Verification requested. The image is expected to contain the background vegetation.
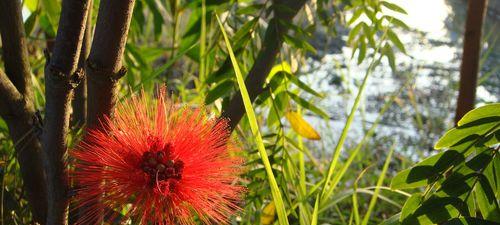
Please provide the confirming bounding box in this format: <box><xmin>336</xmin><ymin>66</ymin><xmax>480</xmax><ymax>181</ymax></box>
<box><xmin>0</xmin><ymin>0</ymin><xmax>498</xmax><ymax>224</ymax></box>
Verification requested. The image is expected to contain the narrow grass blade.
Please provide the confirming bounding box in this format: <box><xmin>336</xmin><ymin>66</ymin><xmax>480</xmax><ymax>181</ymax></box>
<box><xmin>318</xmin><ymin>25</ymin><xmax>391</xmax><ymax>208</ymax></box>
<box><xmin>310</xmin><ymin>194</ymin><xmax>320</xmax><ymax>225</ymax></box>
<box><xmin>216</xmin><ymin>15</ymin><xmax>290</xmax><ymax>225</ymax></box>
<box><xmin>321</xmin><ymin>78</ymin><xmax>411</xmax><ymax>206</ymax></box>
<box><xmin>361</xmin><ymin>142</ymin><xmax>396</xmax><ymax>225</ymax></box>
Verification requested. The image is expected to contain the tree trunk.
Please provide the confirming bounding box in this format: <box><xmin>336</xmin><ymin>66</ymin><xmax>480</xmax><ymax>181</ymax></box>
<box><xmin>221</xmin><ymin>0</ymin><xmax>307</xmax><ymax>131</ymax></box>
<box><xmin>86</xmin><ymin>0</ymin><xmax>136</xmax><ymax>129</ymax></box>
<box><xmin>81</xmin><ymin>0</ymin><xmax>135</xmax><ymax>223</ymax></box>
<box><xmin>454</xmin><ymin>0</ymin><xmax>489</xmax><ymax>124</ymax></box>
<box><xmin>0</xmin><ymin>0</ymin><xmax>48</xmax><ymax>223</ymax></box>
<box><xmin>71</xmin><ymin>2</ymin><xmax>93</xmax><ymax>128</ymax></box>
<box><xmin>42</xmin><ymin>0</ymin><xmax>91</xmax><ymax>224</ymax></box>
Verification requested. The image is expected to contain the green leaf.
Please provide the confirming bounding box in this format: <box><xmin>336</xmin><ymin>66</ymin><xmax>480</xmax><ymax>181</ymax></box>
<box><xmin>216</xmin><ymin>14</ymin><xmax>290</xmax><ymax>225</ymax></box>
<box><xmin>284</xmin><ymin>73</ymin><xmax>323</xmax><ymax>98</ymax></box>
<box><xmin>144</xmin><ymin>0</ymin><xmax>164</xmax><ymax>39</ymax></box>
<box><xmin>232</xmin><ymin>18</ymin><xmax>258</xmax><ymax>49</ymax></box>
<box><xmin>400</xmin><ymin>193</ymin><xmax>422</xmax><ymax>221</ymax></box>
<box><xmin>476</xmin><ymin>162</ymin><xmax>500</xmax><ymax>222</ymax></box>
<box><xmin>310</xmin><ymin>194</ymin><xmax>320</xmax><ymax>225</ymax></box>
<box><xmin>39</xmin><ymin>14</ymin><xmax>56</xmax><ymax>37</ymax></box>
<box><xmin>383</xmin><ymin>15</ymin><xmax>410</xmax><ymax>30</ymax></box>
<box><xmin>401</xmin><ymin>197</ymin><xmax>470</xmax><ymax>225</ymax></box>
<box><xmin>348</xmin><ymin>8</ymin><xmax>363</xmax><ymax>25</ymax></box>
<box><xmin>381</xmin><ymin>1</ymin><xmax>408</xmax><ymax>14</ymax></box>
<box><xmin>361</xmin><ymin>144</ymin><xmax>395</xmax><ymax>225</ymax></box>
<box><xmin>434</xmin><ymin>122</ymin><xmax>499</xmax><ymax>149</ymax></box>
<box><xmin>24</xmin><ymin>0</ymin><xmax>39</xmax><ymax>12</ymax></box>
<box><xmin>40</xmin><ymin>0</ymin><xmax>60</xmax><ymax>29</ymax></box>
<box><xmin>348</xmin><ymin>22</ymin><xmax>364</xmax><ymax>45</ymax></box>
<box><xmin>443</xmin><ymin>217</ymin><xmax>500</xmax><ymax>225</ymax></box>
<box><xmin>24</xmin><ymin>11</ymin><xmax>39</xmax><ymax>36</ymax></box>
<box><xmin>458</xmin><ymin>103</ymin><xmax>500</xmax><ymax>126</ymax></box>
<box><xmin>205</xmin><ymin>80</ymin><xmax>234</xmax><ymax>104</ymax></box>
<box><xmin>237</xmin><ymin>3</ymin><xmax>265</xmax><ymax>15</ymax></box>
<box><xmin>391</xmin><ymin>150</ymin><xmax>464</xmax><ymax>189</ymax></box>
<box><xmin>357</xmin><ymin>37</ymin><xmax>367</xmax><ymax>64</ymax></box>
<box><xmin>387</xmin><ymin>29</ymin><xmax>406</xmax><ymax>54</ymax></box>
<box><xmin>267</xmin><ymin>91</ymin><xmax>288</xmax><ymax>128</ymax></box>
<box><xmin>206</xmin><ymin>58</ymin><xmax>233</xmax><ymax>85</ymax></box>
<box><xmin>438</xmin><ymin>171</ymin><xmax>478</xmax><ymax>198</ymax></box>
<box><xmin>362</xmin><ymin>23</ymin><xmax>376</xmax><ymax>47</ymax></box>
<box><xmin>288</xmin><ymin>91</ymin><xmax>329</xmax><ymax>119</ymax></box>
<box><xmin>483</xmin><ymin>130</ymin><xmax>500</xmax><ymax>147</ymax></box>
<box><xmin>379</xmin><ymin>213</ymin><xmax>401</xmax><ymax>225</ymax></box>
<box><xmin>267</xmin><ymin>62</ymin><xmax>292</xmax><ymax>82</ymax></box>
<box><xmin>283</xmin><ymin>34</ymin><xmax>317</xmax><ymax>54</ymax></box>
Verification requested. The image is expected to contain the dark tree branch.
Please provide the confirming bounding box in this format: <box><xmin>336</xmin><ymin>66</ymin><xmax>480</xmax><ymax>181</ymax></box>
<box><xmin>0</xmin><ymin>70</ymin><xmax>23</xmax><ymax>118</ymax></box>
<box><xmin>454</xmin><ymin>0</ymin><xmax>488</xmax><ymax>124</ymax></box>
<box><xmin>0</xmin><ymin>69</ymin><xmax>47</xmax><ymax>225</ymax></box>
<box><xmin>72</xmin><ymin>0</ymin><xmax>94</xmax><ymax>128</ymax></box>
<box><xmin>0</xmin><ymin>1</ymin><xmax>48</xmax><ymax>223</ymax></box>
<box><xmin>221</xmin><ymin>0</ymin><xmax>306</xmax><ymax>131</ymax></box>
<box><xmin>0</xmin><ymin>0</ymin><xmax>33</xmax><ymax>97</ymax></box>
<box><xmin>42</xmin><ymin>0</ymin><xmax>91</xmax><ymax>224</ymax></box>
<box><xmin>86</xmin><ymin>0</ymin><xmax>136</xmax><ymax>129</ymax></box>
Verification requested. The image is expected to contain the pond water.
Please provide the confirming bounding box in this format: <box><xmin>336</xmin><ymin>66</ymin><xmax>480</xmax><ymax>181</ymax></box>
<box><xmin>302</xmin><ymin>0</ymin><xmax>499</xmax><ymax>159</ymax></box>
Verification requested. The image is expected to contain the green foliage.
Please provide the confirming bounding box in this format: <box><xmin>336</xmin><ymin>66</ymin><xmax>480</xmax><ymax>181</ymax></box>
<box><xmin>386</xmin><ymin>104</ymin><xmax>500</xmax><ymax>225</ymax></box>
<box><xmin>4</xmin><ymin>0</ymin><xmax>479</xmax><ymax>224</ymax></box>
<box><xmin>345</xmin><ymin>0</ymin><xmax>409</xmax><ymax>69</ymax></box>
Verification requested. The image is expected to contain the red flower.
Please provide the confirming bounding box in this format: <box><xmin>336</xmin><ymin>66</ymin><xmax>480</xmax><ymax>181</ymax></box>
<box><xmin>71</xmin><ymin>88</ymin><xmax>243</xmax><ymax>225</ymax></box>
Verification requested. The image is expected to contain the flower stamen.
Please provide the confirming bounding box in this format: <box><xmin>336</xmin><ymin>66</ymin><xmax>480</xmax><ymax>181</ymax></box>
<box><xmin>141</xmin><ymin>149</ymin><xmax>184</xmax><ymax>184</ymax></box>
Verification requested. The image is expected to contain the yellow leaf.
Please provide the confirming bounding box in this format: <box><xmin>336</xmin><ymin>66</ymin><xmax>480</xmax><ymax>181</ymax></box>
<box><xmin>260</xmin><ymin>201</ymin><xmax>276</xmax><ymax>225</ymax></box>
<box><xmin>286</xmin><ymin>111</ymin><xmax>321</xmax><ymax>140</ymax></box>
<box><xmin>266</xmin><ymin>62</ymin><xmax>292</xmax><ymax>83</ymax></box>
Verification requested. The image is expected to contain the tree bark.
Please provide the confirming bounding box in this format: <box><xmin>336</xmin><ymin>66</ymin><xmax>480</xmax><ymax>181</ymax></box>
<box><xmin>454</xmin><ymin>0</ymin><xmax>489</xmax><ymax>124</ymax></box>
<box><xmin>221</xmin><ymin>0</ymin><xmax>306</xmax><ymax>131</ymax></box>
<box><xmin>71</xmin><ymin>1</ymin><xmax>93</xmax><ymax>128</ymax></box>
<box><xmin>0</xmin><ymin>0</ymin><xmax>48</xmax><ymax>223</ymax></box>
<box><xmin>86</xmin><ymin>0</ymin><xmax>136</xmax><ymax>129</ymax></box>
<box><xmin>81</xmin><ymin>0</ymin><xmax>135</xmax><ymax>223</ymax></box>
<box><xmin>42</xmin><ymin>0</ymin><xmax>91</xmax><ymax>224</ymax></box>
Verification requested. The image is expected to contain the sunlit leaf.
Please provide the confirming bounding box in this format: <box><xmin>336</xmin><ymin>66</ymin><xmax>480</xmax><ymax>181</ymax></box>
<box><xmin>260</xmin><ymin>201</ymin><xmax>276</xmax><ymax>225</ymax></box>
<box><xmin>391</xmin><ymin>150</ymin><xmax>464</xmax><ymax>189</ymax></box>
<box><xmin>24</xmin><ymin>0</ymin><xmax>39</xmax><ymax>12</ymax></box>
<box><xmin>458</xmin><ymin>103</ymin><xmax>500</xmax><ymax>126</ymax></box>
<box><xmin>286</xmin><ymin>111</ymin><xmax>321</xmax><ymax>140</ymax></box>
<box><xmin>434</xmin><ymin>122</ymin><xmax>499</xmax><ymax>149</ymax></box>
<box><xmin>387</xmin><ymin>29</ymin><xmax>406</xmax><ymax>54</ymax></box>
<box><xmin>381</xmin><ymin>1</ymin><xmax>407</xmax><ymax>14</ymax></box>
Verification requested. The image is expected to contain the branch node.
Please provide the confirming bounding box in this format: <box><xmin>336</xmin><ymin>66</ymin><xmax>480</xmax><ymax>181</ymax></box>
<box><xmin>86</xmin><ymin>59</ymin><xmax>127</xmax><ymax>85</ymax></box>
<box><xmin>44</xmin><ymin>48</ymin><xmax>52</xmax><ymax>64</ymax></box>
<box><xmin>45</xmin><ymin>65</ymin><xmax>83</xmax><ymax>90</ymax></box>
<box><xmin>33</xmin><ymin>110</ymin><xmax>44</xmax><ymax>137</ymax></box>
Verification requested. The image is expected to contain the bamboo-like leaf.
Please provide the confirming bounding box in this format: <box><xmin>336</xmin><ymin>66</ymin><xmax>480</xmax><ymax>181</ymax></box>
<box><xmin>216</xmin><ymin>15</ymin><xmax>290</xmax><ymax>225</ymax></box>
<box><xmin>387</xmin><ymin>29</ymin><xmax>406</xmax><ymax>54</ymax></box>
<box><xmin>381</xmin><ymin>1</ymin><xmax>408</xmax><ymax>14</ymax></box>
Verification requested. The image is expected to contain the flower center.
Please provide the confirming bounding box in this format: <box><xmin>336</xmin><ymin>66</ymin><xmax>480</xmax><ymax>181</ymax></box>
<box><xmin>140</xmin><ymin>150</ymin><xmax>184</xmax><ymax>182</ymax></box>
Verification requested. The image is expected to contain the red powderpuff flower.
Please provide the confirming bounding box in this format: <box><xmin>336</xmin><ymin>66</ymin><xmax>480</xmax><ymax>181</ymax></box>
<box><xmin>71</xmin><ymin>89</ymin><xmax>244</xmax><ymax>225</ymax></box>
